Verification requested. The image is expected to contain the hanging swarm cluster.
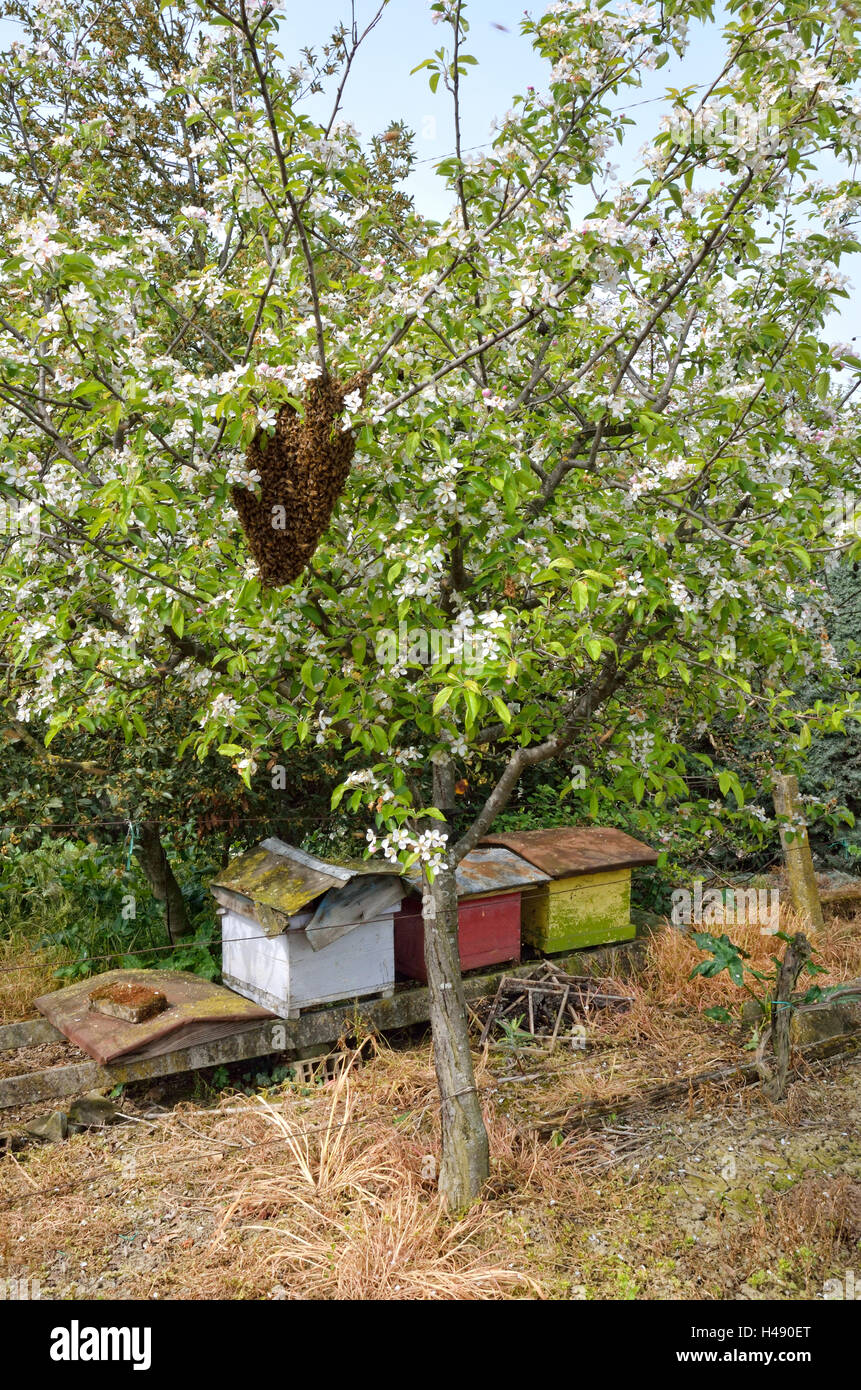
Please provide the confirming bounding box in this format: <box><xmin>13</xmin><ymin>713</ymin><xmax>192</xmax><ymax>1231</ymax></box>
<box><xmin>233</xmin><ymin>370</ymin><xmax>371</xmax><ymax>587</ymax></box>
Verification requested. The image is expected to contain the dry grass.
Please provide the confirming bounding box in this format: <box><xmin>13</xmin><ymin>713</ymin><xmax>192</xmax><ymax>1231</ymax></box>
<box><xmin>0</xmin><ymin>934</ymin><xmax>68</xmax><ymax>1023</ymax></box>
<box><xmin>769</xmin><ymin>1174</ymin><xmax>861</xmax><ymax>1254</ymax></box>
<box><xmin>5</xmin><ymin>1041</ymin><xmax>858</xmax><ymax>1301</ymax></box>
<box><xmin>220</xmin><ymin>1071</ymin><xmax>537</xmax><ymax>1299</ymax></box>
<box><xmin>0</xmin><ymin>1044</ymin><xmax>547</xmax><ymax>1299</ymax></box>
<box><xmin>530</xmin><ymin>905</ymin><xmax>861</xmax><ymax>1114</ymax></box>
<box><xmin>589</xmin><ymin>902</ymin><xmax>859</xmax><ymax>1039</ymax></box>
<box><xmin>1</xmin><ymin>907</ymin><xmax>859</xmax><ymax>1301</ymax></box>
<box><xmin>708</xmin><ymin>1167</ymin><xmax>861</xmax><ymax>1297</ymax></box>
<box><xmin>640</xmin><ymin>904</ymin><xmax>861</xmax><ymax>1016</ymax></box>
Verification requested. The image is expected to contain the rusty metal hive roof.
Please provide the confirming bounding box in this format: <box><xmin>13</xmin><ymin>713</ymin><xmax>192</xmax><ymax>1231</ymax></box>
<box><xmin>403</xmin><ymin>846</ymin><xmax>550</xmax><ymax>899</ymax></box>
<box><xmin>211</xmin><ymin>836</ymin><xmax>402</xmax><ymax>918</ymax></box>
<box><xmin>479</xmin><ymin>827</ymin><xmax>659</xmax><ymax>878</ymax></box>
<box><xmin>455</xmin><ymin>847</ymin><xmax>551</xmax><ymax>896</ymax></box>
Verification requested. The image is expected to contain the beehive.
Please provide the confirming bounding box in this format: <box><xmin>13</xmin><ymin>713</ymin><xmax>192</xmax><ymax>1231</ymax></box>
<box><xmin>394</xmin><ymin>847</ymin><xmax>550</xmax><ymax>982</ymax></box>
<box><xmin>211</xmin><ymin>838</ymin><xmax>406</xmax><ymax>1019</ymax></box>
<box><xmin>479</xmin><ymin>828</ymin><xmax>658</xmax><ymax>954</ymax></box>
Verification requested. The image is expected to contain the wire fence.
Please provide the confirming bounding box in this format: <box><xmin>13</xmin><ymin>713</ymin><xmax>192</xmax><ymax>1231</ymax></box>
<box><xmin>0</xmin><ymin>877</ymin><xmax>662</xmax><ymax>974</ymax></box>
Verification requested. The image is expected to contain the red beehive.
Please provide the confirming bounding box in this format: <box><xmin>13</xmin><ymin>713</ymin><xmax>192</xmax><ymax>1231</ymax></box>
<box><xmin>394</xmin><ymin>847</ymin><xmax>550</xmax><ymax>982</ymax></box>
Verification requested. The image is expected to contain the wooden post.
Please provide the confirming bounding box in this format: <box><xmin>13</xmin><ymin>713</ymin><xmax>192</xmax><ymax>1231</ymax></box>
<box><xmin>772</xmin><ymin>775</ymin><xmax>823</xmax><ymax>935</ymax></box>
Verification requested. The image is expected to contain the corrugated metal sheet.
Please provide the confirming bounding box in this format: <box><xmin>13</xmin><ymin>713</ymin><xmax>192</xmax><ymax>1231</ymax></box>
<box><xmin>306</xmin><ymin>874</ymin><xmax>405</xmax><ymax>951</ymax></box>
<box><xmin>479</xmin><ymin>827</ymin><xmax>658</xmax><ymax>877</ymax></box>
<box><xmin>36</xmin><ymin>969</ymin><xmax>274</xmax><ymax>1066</ymax></box>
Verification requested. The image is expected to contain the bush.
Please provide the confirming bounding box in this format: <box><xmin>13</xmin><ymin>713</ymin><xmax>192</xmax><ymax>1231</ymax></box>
<box><xmin>0</xmin><ymin>837</ymin><xmax>220</xmax><ymax>982</ymax></box>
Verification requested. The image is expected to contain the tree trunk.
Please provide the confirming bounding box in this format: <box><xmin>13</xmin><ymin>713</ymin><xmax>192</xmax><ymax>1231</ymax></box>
<box><xmin>135</xmin><ymin>821</ymin><xmax>193</xmax><ymax>943</ymax></box>
<box><xmin>423</xmin><ymin>755</ymin><xmax>489</xmax><ymax>1210</ymax></box>
<box><xmin>772</xmin><ymin>775</ymin><xmax>823</xmax><ymax>934</ymax></box>
<box><xmin>756</xmin><ymin>931</ymin><xmax>813</xmax><ymax>1101</ymax></box>
<box><xmin>768</xmin><ymin>931</ymin><xmax>813</xmax><ymax>1100</ymax></box>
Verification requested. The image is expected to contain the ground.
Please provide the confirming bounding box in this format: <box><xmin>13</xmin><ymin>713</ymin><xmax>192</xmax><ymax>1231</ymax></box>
<box><xmin>0</xmin><ymin>913</ymin><xmax>859</xmax><ymax>1300</ymax></box>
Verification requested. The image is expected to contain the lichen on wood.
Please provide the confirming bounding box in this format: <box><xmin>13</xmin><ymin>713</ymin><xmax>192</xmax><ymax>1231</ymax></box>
<box><xmin>233</xmin><ymin>370</ymin><xmax>371</xmax><ymax>587</ymax></box>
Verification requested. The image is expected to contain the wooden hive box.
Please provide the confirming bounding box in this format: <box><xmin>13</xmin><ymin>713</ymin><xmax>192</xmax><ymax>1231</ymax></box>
<box><xmin>394</xmin><ymin>847</ymin><xmax>550</xmax><ymax>982</ymax></box>
<box><xmin>211</xmin><ymin>838</ymin><xmax>407</xmax><ymax>1019</ymax></box>
<box><xmin>479</xmin><ymin>828</ymin><xmax>659</xmax><ymax>954</ymax></box>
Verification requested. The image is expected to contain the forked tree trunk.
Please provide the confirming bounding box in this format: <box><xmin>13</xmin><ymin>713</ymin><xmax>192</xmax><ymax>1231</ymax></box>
<box><xmin>762</xmin><ymin>928</ymin><xmax>812</xmax><ymax>1100</ymax></box>
<box><xmin>422</xmin><ymin>856</ymin><xmax>490</xmax><ymax>1210</ymax></box>
<box><xmin>136</xmin><ymin>821</ymin><xmax>193</xmax><ymax>943</ymax></box>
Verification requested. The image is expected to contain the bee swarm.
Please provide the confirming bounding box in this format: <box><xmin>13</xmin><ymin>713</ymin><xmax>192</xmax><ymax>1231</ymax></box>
<box><xmin>233</xmin><ymin>370</ymin><xmax>371</xmax><ymax>587</ymax></box>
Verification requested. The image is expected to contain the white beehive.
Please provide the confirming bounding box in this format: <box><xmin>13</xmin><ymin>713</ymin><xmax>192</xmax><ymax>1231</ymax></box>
<box><xmin>211</xmin><ymin>838</ymin><xmax>405</xmax><ymax>1019</ymax></box>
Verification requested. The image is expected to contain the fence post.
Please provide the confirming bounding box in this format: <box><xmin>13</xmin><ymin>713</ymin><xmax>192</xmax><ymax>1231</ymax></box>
<box><xmin>772</xmin><ymin>774</ymin><xmax>823</xmax><ymax>934</ymax></box>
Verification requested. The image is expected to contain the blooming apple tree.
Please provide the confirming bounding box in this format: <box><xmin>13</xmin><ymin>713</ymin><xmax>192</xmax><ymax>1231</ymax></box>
<box><xmin>2</xmin><ymin>0</ymin><xmax>861</xmax><ymax>1206</ymax></box>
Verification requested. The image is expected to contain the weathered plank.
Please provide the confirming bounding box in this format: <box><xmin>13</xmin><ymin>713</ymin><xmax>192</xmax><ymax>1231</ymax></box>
<box><xmin>790</xmin><ymin>983</ymin><xmax>861</xmax><ymax>1046</ymax></box>
<box><xmin>0</xmin><ymin>1018</ymin><xmax>62</xmax><ymax>1053</ymax></box>
<box><xmin>0</xmin><ymin>1021</ymin><xmax>280</xmax><ymax>1108</ymax></box>
<box><xmin>536</xmin><ymin>1029</ymin><xmax>861</xmax><ymax>1139</ymax></box>
<box><xmin>0</xmin><ymin>938</ymin><xmax>645</xmax><ymax>1110</ymax></box>
<box><xmin>821</xmin><ymin>883</ymin><xmax>861</xmax><ymax>910</ymax></box>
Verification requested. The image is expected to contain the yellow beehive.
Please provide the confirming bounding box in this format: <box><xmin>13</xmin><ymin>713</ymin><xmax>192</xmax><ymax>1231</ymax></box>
<box><xmin>480</xmin><ymin>828</ymin><xmax>658</xmax><ymax>953</ymax></box>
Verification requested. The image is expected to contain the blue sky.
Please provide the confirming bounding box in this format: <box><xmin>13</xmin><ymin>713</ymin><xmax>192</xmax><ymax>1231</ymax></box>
<box><xmin>282</xmin><ymin>0</ymin><xmax>858</xmax><ymax>341</ymax></box>
<box><xmin>283</xmin><ymin>0</ymin><xmax>721</xmax><ymax>214</ymax></box>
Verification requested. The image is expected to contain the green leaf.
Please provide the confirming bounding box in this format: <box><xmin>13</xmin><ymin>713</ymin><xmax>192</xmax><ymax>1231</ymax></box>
<box><xmin>492</xmin><ymin>696</ymin><xmax>512</xmax><ymax>726</ymax></box>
